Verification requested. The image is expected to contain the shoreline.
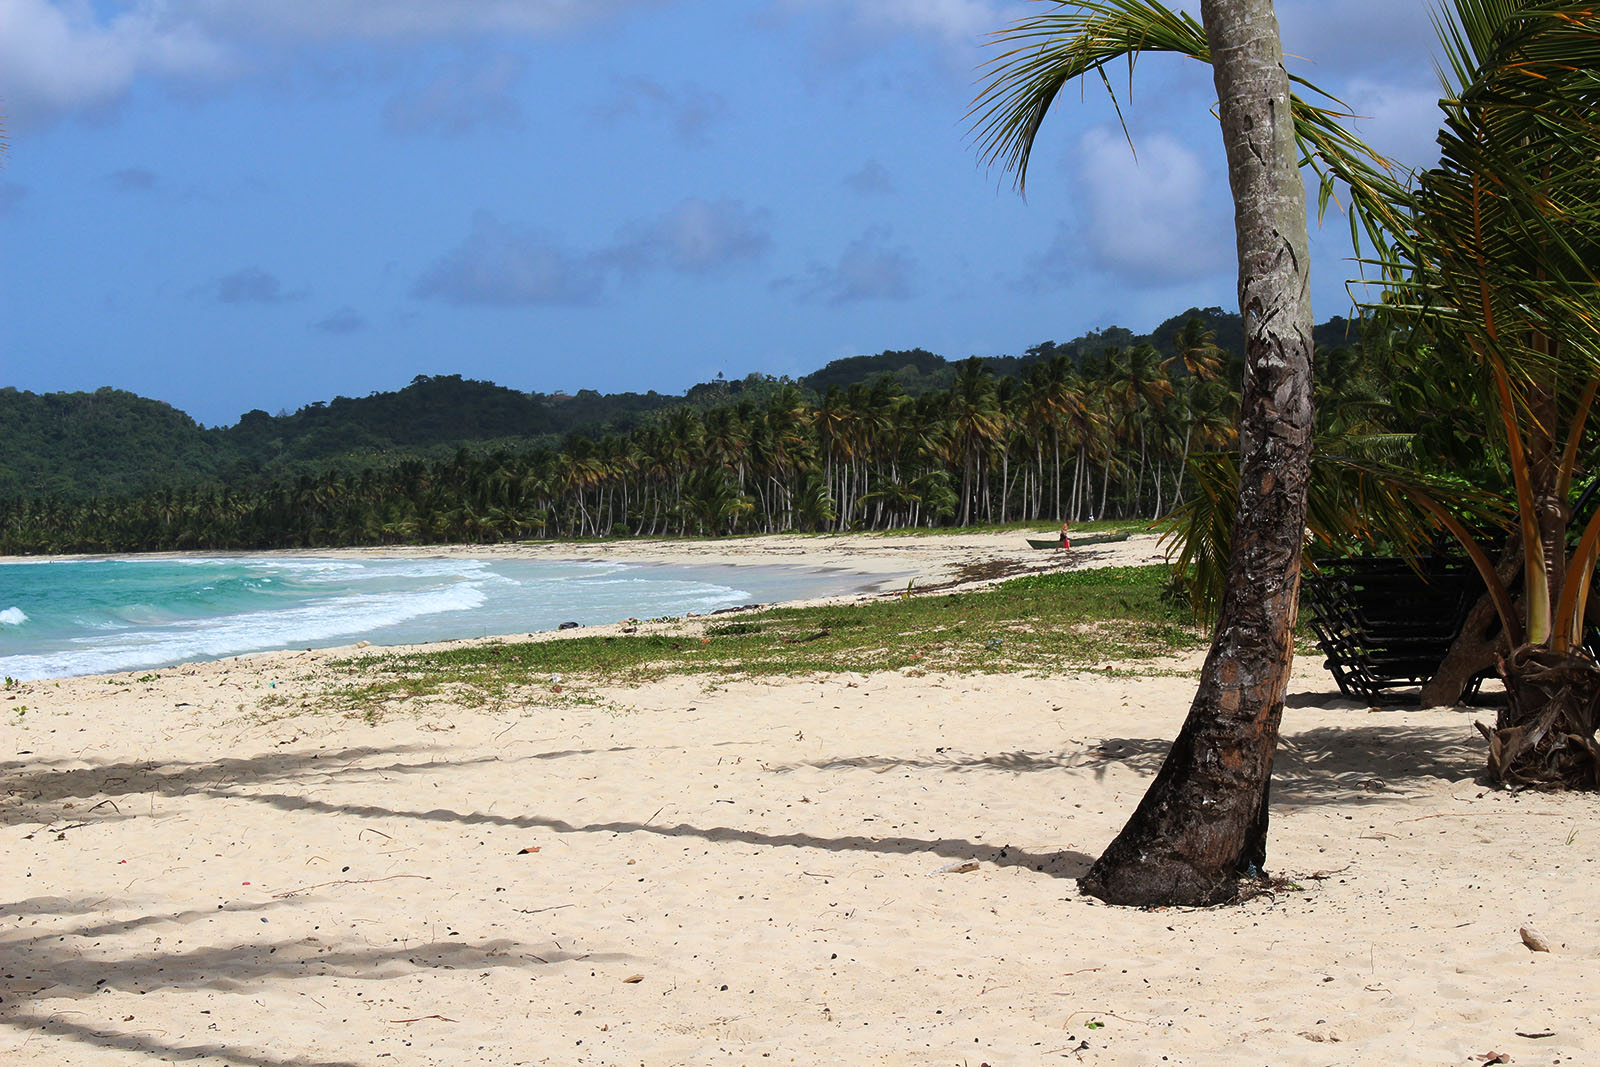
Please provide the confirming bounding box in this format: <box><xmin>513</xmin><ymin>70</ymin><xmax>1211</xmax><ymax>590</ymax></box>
<box><xmin>1</xmin><ymin>527</ymin><xmax>1150</xmax><ymax>584</ymax></box>
<box><xmin>2</xmin><ymin>531</ymin><xmax>1169</xmax><ymax>684</ymax></box>
<box><xmin>5</xmin><ymin>530</ymin><xmax>1588</xmax><ymax>1066</ymax></box>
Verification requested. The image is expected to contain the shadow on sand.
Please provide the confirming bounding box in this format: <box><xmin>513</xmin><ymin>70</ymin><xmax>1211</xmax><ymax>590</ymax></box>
<box><xmin>1</xmin><ymin>707</ymin><xmax>1490</xmax><ymax>1062</ymax></box>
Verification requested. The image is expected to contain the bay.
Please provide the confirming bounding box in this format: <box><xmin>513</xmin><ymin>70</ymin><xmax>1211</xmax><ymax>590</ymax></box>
<box><xmin>0</xmin><ymin>554</ymin><xmax>881</xmax><ymax>681</ymax></box>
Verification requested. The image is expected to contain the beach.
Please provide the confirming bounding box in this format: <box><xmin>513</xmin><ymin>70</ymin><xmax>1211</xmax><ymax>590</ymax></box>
<box><xmin>3</xmin><ymin>532</ymin><xmax>1596</xmax><ymax>1065</ymax></box>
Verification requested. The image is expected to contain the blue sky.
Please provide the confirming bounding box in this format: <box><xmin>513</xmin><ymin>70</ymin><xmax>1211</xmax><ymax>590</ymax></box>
<box><xmin>2</xmin><ymin>0</ymin><xmax>1446</xmax><ymax>427</ymax></box>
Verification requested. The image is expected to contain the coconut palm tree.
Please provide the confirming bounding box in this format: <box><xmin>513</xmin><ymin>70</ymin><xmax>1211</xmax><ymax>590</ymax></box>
<box><xmin>1173</xmin><ymin>316</ymin><xmax>1225</xmax><ymax>382</ymax></box>
<box><xmin>974</xmin><ymin>0</ymin><xmax>1333</xmax><ymax>905</ymax></box>
<box><xmin>948</xmin><ymin>358</ymin><xmax>1004</xmax><ymax>525</ymax></box>
<box><xmin>1108</xmin><ymin>343</ymin><xmax>1175</xmax><ymax>516</ymax></box>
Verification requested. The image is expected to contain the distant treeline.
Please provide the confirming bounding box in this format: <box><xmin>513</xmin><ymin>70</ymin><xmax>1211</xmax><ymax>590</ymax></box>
<box><xmin>0</xmin><ymin>307</ymin><xmax>1421</xmax><ymax>556</ymax></box>
<box><xmin>5</xmin><ymin>306</ymin><xmax>1340</xmax><ymax>502</ymax></box>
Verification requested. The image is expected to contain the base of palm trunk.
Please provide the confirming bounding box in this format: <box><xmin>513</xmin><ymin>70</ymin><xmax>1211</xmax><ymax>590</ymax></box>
<box><xmin>1078</xmin><ymin>735</ymin><xmax>1274</xmax><ymax>908</ymax></box>
<box><xmin>1479</xmin><ymin>645</ymin><xmax>1600</xmax><ymax>789</ymax></box>
<box><xmin>1079</xmin><ymin>846</ymin><xmax>1260</xmax><ymax>908</ymax></box>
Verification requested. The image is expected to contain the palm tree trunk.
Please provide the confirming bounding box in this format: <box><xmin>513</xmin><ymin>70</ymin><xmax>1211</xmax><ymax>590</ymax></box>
<box><xmin>1070</xmin><ymin>447</ymin><xmax>1084</xmax><ymax>520</ymax></box>
<box><xmin>1098</xmin><ymin>448</ymin><xmax>1111</xmax><ymax>520</ymax></box>
<box><xmin>1082</xmin><ymin>0</ymin><xmax>1315</xmax><ymax>907</ymax></box>
<box><xmin>1136</xmin><ymin>420</ymin><xmax>1148</xmax><ymax>516</ymax></box>
<box><xmin>1053</xmin><ymin>430</ymin><xmax>1062</xmax><ymax>520</ymax></box>
<box><xmin>960</xmin><ymin>441</ymin><xmax>973</xmax><ymax>526</ymax></box>
<box><xmin>1175</xmin><ymin>424</ymin><xmax>1194</xmax><ymax>507</ymax></box>
<box><xmin>1153</xmin><ymin>455</ymin><xmax>1164</xmax><ymax>519</ymax></box>
<box><xmin>1000</xmin><ymin>449</ymin><xmax>1010</xmax><ymax>523</ymax></box>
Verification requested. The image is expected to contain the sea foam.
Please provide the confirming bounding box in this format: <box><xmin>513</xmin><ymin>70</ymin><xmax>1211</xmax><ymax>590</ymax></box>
<box><xmin>0</xmin><ymin>555</ymin><xmax>880</xmax><ymax>681</ymax></box>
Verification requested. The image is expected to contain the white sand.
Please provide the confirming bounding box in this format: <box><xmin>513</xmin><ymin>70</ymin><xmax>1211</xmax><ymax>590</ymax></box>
<box><xmin>3</xmin><ymin>532</ymin><xmax>1595</xmax><ymax>1066</ymax></box>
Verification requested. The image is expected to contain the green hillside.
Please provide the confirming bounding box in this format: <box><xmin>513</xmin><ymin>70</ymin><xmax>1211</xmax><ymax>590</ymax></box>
<box><xmin>220</xmin><ymin>374</ymin><xmax>681</xmax><ymax>470</ymax></box>
<box><xmin>0</xmin><ymin>387</ymin><xmax>229</xmax><ymax>498</ymax></box>
<box><xmin>4</xmin><ymin>307</ymin><xmax>1363</xmax><ymax>502</ymax></box>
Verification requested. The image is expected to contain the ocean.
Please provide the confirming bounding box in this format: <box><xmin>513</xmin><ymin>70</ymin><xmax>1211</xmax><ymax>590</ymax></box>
<box><xmin>0</xmin><ymin>554</ymin><xmax>882</xmax><ymax>681</ymax></box>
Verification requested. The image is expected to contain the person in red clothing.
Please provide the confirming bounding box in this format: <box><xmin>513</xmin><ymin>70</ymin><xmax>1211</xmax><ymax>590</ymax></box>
<box><xmin>1059</xmin><ymin>521</ymin><xmax>1071</xmax><ymax>548</ymax></box>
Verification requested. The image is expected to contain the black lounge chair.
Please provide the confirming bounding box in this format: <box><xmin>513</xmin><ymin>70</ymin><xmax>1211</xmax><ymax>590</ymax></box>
<box><xmin>1300</xmin><ymin>555</ymin><xmax>1487</xmax><ymax>703</ymax></box>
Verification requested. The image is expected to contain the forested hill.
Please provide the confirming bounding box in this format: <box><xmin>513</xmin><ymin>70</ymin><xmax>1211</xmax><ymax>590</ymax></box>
<box><xmin>0</xmin><ymin>387</ymin><xmax>229</xmax><ymax>498</ymax></box>
<box><xmin>796</xmin><ymin>308</ymin><xmax>1358</xmax><ymax>395</ymax></box>
<box><xmin>221</xmin><ymin>375</ymin><xmax>683</xmax><ymax>469</ymax></box>
<box><xmin>1</xmin><ymin>376</ymin><xmax>691</xmax><ymax>500</ymax></box>
<box><xmin>5</xmin><ymin>306</ymin><xmax>1361</xmax><ymax>500</ymax></box>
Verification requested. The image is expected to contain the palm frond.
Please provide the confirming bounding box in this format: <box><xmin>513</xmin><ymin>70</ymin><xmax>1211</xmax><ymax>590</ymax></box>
<box><xmin>1162</xmin><ymin>439</ymin><xmax>1510</xmax><ymax>623</ymax></box>
<box><xmin>971</xmin><ymin>0</ymin><xmax>1414</xmax><ymax>285</ymax></box>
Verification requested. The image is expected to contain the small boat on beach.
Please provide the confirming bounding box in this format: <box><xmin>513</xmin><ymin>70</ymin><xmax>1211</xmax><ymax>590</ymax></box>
<box><xmin>1026</xmin><ymin>533</ymin><xmax>1132</xmax><ymax>550</ymax></box>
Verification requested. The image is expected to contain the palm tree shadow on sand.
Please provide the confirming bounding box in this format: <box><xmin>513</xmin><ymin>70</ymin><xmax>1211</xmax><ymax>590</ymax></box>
<box><xmin>0</xmin><ymin>712</ymin><xmax>1490</xmax><ymax>1062</ymax></box>
<box><xmin>0</xmin><ymin>896</ymin><xmax>611</xmax><ymax>1067</ymax></box>
<box><xmin>1052</xmin><ymin>721</ymin><xmax>1487</xmax><ymax>809</ymax></box>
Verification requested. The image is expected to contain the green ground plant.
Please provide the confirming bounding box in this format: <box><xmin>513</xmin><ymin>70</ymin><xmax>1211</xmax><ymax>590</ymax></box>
<box><xmin>317</xmin><ymin>564</ymin><xmax>1201</xmax><ymax>717</ymax></box>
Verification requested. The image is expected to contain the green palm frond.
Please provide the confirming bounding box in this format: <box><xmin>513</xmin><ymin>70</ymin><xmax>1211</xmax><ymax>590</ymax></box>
<box><xmin>969</xmin><ymin>0</ymin><xmax>1411</xmax><ymax>265</ymax></box>
<box><xmin>1382</xmin><ymin>3</ymin><xmax>1600</xmax><ymax>374</ymax></box>
<box><xmin>1370</xmin><ymin>3</ymin><xmax>1600</xmax><ymax>645</ymax></box>
<box><xmin>1163</xmin><ymin>440</ymin><xmax>1509</xmax><ymax>622</ymax></box>
<box><xmin>969</xmin><ymin>0</ymin><xmax>1208</xmax><ymax>184</ymax></box>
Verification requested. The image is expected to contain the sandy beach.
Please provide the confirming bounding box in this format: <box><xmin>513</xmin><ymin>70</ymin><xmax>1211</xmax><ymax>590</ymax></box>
<box><xmin>3</xmin><ymin>532</ymin><xmax>1596</xmax><ymax>1066</ymax></box>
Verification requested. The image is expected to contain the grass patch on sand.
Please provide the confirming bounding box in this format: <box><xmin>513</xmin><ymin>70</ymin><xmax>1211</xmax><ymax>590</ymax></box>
<box><xmin>320</xmin><ymin>564</ymin><xmax>1203</xmax><ymax>716</ymax></box>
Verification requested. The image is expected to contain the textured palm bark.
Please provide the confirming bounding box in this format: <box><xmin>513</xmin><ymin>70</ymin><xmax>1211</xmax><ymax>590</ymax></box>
<box><xmin>1080</xmin><ymin>0</ymin><xmax>1313</xmax><ymax>907</ymax></box>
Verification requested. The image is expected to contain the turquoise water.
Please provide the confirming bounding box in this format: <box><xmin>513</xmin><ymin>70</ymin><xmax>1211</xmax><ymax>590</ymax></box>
<box><xmin>0</xmin><ymin>555</ymin><xmax>882</xmax><ymax>681</ymax></box>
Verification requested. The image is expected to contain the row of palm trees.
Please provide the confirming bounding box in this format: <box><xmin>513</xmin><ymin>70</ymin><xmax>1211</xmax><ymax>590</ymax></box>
<box><xmin>0</xmin><ymin>323</ymin><xmax>1392</xmax><ymax>555</ymax></box>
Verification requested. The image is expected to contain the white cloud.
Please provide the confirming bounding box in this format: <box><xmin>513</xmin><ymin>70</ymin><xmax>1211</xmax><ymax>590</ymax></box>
<box><xmin>593</xmin><ymin>77</ymin><xmax>728</xmax><ymax>145</ymax></box>
<box><xmin>761</xmin><ymin>0</ymin><xmax>1029</xmax><ymax>75</ymax></box>
<box><xmin>1275</xmin><ymin>0</ymin><xmax>1437</xmax><ymax>79</ymax></box>
<box><xmin>383</xmin><ymin>51</ymin><xmax>526</xmax><ymax>137</ymax></box>
<box><xmin>836</xmin><ymin>0</ymin><xmax>1004</xmax><ymax>42</ymax></box>
<box><xmin>1338</xmin><ymin>78</ymin><xmax>1444</xmax><ymax>175</ymax></box>
<box><xmin>788</xmin><ymin>225</ymin><xmax>916</xmax><ymax>305</ymax></box>
<box><xmin>0</xmin><ymin>0</ymin><xmax>659</xmax><ymax>125</ymax></box>
<box><xmin>313</xmin><ymin>306</ymin><xmax>367</xmax><ymax>334</ymax></box>
<box><xmin>605</xmin><ymin>198</ymin><xmax>771</xmax><ymax>276</ymax></box>
<box><xmin>415</xmin><ymin>199</ymin><xmax>772</xmax><ymax>308</ymax></box>
<box><xmin>0</xmin><ymin>0</ymin><xmax>230</xmax><ymax>123</ymax></box>
<box><xmin>773</xmin><ymin>0</ymin><xmax>1011</xmax><ymax>44</ymax></box>
<box><xmin>1070</xmin><ymin>126</ymin><xmax>1231</xmax><ymax>287</ymax></box>
<box><xmin>203</xmin><ymin>266</ymin><xmax>306</xmax><ymax>304</ymax></box>
<box><xmin>185</xmin><ymin>0</ymin><xmax>659</xmax><ymax>42</ymax></box>
<box><xmin>1274</xmin><ymin>1</ymin><xmax>1448</xmax><ymax>177</ymax></box>
<box><xmin>843</xmin><ymin>159</ymin><xmax>895</xmax><ymax>195</ymax></box>
<box><xmin>413</xmin><ymin>211</ymin><xmax>606</xmax><ymax>307</ymax></box>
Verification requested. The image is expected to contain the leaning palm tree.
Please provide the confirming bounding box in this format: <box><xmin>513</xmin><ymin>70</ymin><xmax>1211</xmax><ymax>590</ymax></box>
<box><xmin>974</xmin><ymin>0</ymin><xmax>1342</xmax><ymax>905</ymax></box>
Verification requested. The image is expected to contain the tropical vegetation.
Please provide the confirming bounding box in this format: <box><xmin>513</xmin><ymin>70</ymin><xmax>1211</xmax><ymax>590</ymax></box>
<box><xmin>309</xmin><ymin>564</ymin><xmax>1201</xmax><ymax>719</ymax></box>
<box><xmin>972</xmin><ymin>0</ymin><xmax>1600</xmax><ymax>810</ymax></box>
<box><xmin>1106</xmin><ymin>0</ymin><xmax>1600</xmax><ymax>789</ymax></box>
<box><xmin>0</xmin><ymin>309</ymin><xmax>1377</xmax><ymax>555</ymax></box>
<box><xmin>1356</xmin><ymin>0</ymin><xmax>1600</xmax><ymax>788</ymax></box>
